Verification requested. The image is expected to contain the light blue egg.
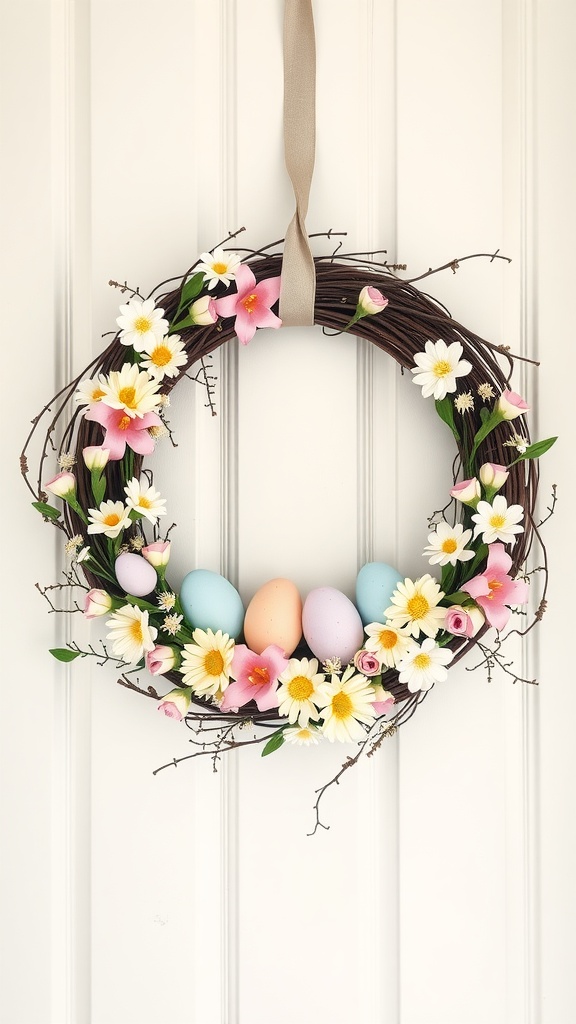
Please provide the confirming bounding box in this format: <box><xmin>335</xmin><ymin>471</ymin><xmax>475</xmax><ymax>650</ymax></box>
<box><xmin>180</xmin><ymin>569</ymin><xmax>244</xmax><ymax>638</ymax></box>
<box><xmin>355</xmin><ymin>562</ymin><xmax>404</xmax><ymax>626</ymax></box>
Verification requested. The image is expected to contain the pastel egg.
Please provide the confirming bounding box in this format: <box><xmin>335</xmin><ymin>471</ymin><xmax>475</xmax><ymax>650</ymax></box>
<box><xmin>180</xmin><ymin>569</ymin><xmax>244</xmax><ymax>638</ymax></box>
<box><xmin>355</xmin><ymin>562</ymin><xmax>404</xmax><ymax>625</ymax></box>
<box><xmin>244</xmin><ymin>578</ymin><xmax>302</xmax><ymax>656</ymax></box>
<box><xmin>302</xmin><ymin>587</ymin><xmax>365</xmax><ymax>665</ymax></box>
<box><xmin>115</xmin><ymin>552</ymin><xmax>158</xmax><ymax>598</ymax></box>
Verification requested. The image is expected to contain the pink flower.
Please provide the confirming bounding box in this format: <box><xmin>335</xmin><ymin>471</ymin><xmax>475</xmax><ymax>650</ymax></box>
<box><xmin>214</xmin><ymin>264</ymin><xmax>281</xmax><ymax>345</ymax></box>
<box><xmin>357</xmin><ymin>286</ymin><xmax>388</xmax><ymax>316</ymax></box>
<box><xmin>220</xmin><ymin>643</ymin><xmax>288</xmax><ymax>712</ymax></box>
<box><xmin>450</xmin><ymin>477</ymin><xmax>481</xmax><ymax>505</ymax></box>
<box><xmin>147</xmin><ymin>645</ymin><xmax>179</xmax><ymax>676</ymax></box>
<box><xmin>45</xmin><ymin>471</ymin><xmax>76</xmax><ymax>499</ymax></box>
<box><xmin>85</xmin><ymin>402</ymin><xmax>162</xmax><ymax>461</ymax></box>
<box><xmin>496</xmin><ymin>389</ymin><xmax>529</xmax><ymax>421</ymax></box>
<box><xmin>83</xmin><ymin>588</ymin><xmax>113</xmax><ymax>619</ymax></box>
<box><xmin>479</xmin><ymin>462</ymin><xmax>509</xmax><ymax>491</ymax></box>
<box><xmin>444</xmin><ymin>604</ymin><xmax>485</xmax><ymax>638</ymax></box>
<box><xmin>371</xmin><ymin>684</ymin><xmax>395</xmax><ymax>716</ymax></box>
<box><xmin>461</xmin><ymin>543</ymin><xmax>529</xmax><ymax>630</ymax></box>
<box><xmin>158</xmin><ymin>687</ymin><xmax>191</xmax><ymax>720</ymax></box>
<box><xmin>142</xmin><ymin>540</ymin><xmax>171</xmax><ymax>568</ymax></box>
<box><xmin>189</xmin><ymin>295</ymin><xmax>218</xmax><ymax>325</ymax></box>
<box><xmin>353</xmin><ymin>649</ymin><xmax>381</xmax><ymax>676</ymax></box>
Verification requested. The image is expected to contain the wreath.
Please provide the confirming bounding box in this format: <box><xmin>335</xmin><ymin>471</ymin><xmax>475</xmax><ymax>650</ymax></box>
<box><xmin>23</xmin><ymin>232</ymin><xmax>556</xmax><ymax>831</ymax></box>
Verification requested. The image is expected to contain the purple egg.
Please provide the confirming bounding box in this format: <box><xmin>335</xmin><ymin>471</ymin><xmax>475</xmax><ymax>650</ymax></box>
<box><xmin>302</xmin><ymin>587</ymin><xmax>365</xmax><ymax>664</ymax></box>
<box><xmin>115</xmin><ymin>552</ymin><xmax>157</xmax><ymax>597</ymax></box>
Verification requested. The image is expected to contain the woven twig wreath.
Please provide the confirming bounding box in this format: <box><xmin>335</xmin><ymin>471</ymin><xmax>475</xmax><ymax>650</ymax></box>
<box><xmin>23</xmin><ymin>233</ymin><xmax>555</xmax><ymax>829</ymax></box>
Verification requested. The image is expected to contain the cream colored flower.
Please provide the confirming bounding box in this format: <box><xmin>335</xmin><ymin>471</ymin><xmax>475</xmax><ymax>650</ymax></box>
<box><xmin>106</xmin><ymin>604</ymin><xmax>158</xmax><ymax>664</ymax></box>
<box><xmin>58</xmin><ymin>452</ymin><xmax>76</xmax><ymax>470</ymax></box>
<box><xmin>180</xmin><ymin>628</ymin><xmax>234</xmax><ymax>696</ymax></box>
<box><xmin>276</xmin><ymin>657</ymin><xmax>325</xmax><ymax>727</ymax></box>
<box><xmin>87</xmin><ymin>499</ymin><xmax>131</xmax><ymax>538</ymax></box>
<box><xmin>197</xmin><ymin>247</ymin><xmax>241</xmax><ymax>290</ymax></box>
<box><xmin>477</xmin><ymin>382</ymin><xmax>496</xmax><ymax>401</ymax></box>
<box><xmin>454</xmin><ymin>391</ymin><xmax>474</xmax><ymax>413</ymax></box>
<box><xmin>163</xmin><ymin>613</ymin><xmax>183</xmax><ymax>636</ymax></box>
<box><xmin>471</xmin><ymin>495</ymin><xmax>524</xmax><ymax>546</ymax></box>
<box><xmin>397</xmin><ymin>638</ymin><xmax>454</xmax><ymax>693</ymax></box>
<box><xmin>423</xmin><ymin>521</ymin><xmax>475</xmax><ymax>567</ymax></box>
<box><xmin>411</xmin><ymin>339</ymin><xmax>472</xmax><ymax>400</ymax></box>
<box><xmin>316</xmin><ymin>665</ymin><xmax>377</xmax><ymax>743</ymax></box>
<box><xmin>157</xmin><ymin>592</ymin><xmax>176</xmax><ymax>611</ymax></box>
<box><xmin>116</xmin><ymin>297</ymin><xmax>169</xmax><ymax>352</ymax></box>
<box><xmin>75</xmin><ymin>374</ymin><xmax>108</xmax><ymax>406</ymax></box>
<box><xmin>124</xmin><ymin>477</ymin><xmax>166</xmax><ymax>524</ymax></box>
<box><xmin>364</xmin><ymin>621</ymin><xmax>413</xmax><ymax>668</ymax></box>
<box><xmin>384</xmin><ymin>574</ymin><xmax>446</xmax><ymax>639</ymax></box>
<box><xmin>100</xmin><ymin>363</ymin><xmax>162</xmax><ymax>419</ymax></box>
<box><xmin>283</xmin><ymin>725</ymin><xmax>321</xmax><ymax>746</ymax></box>
<box><xmin>140</xmin><ymin>334</ymin><xmax>187</xmax><ymax>380</ymax></box>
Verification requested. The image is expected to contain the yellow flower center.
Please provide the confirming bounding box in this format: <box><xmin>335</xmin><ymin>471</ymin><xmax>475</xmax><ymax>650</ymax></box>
<box><xmin>91</xmin><ymin>387</ymin><xmax>105</xmax><ymax>401</ymax></box>
<box><xmin>212</xmin><ymin>261</ymin><xmax>228</xmax><ymax>274</ymax></box>
<box><xmin>298</xmin><ymin>728</ymin><xmax>313</xmax><ymax>741</ymax></box>
<box><xmin>406</xmin><ymin>594</ymin><xmax>430</xmax><ymax>620</ymax></box>
<box><xmin>151</xmin><ymin>345</ymin><xmax>172</xmax><ymax>367</ymax></box>
<box><xmin>379</xmin><ymin>628</ymin><xmax>398</xmax><ymax>649</ymax></box>
<box><xmin>103</xmin><ymin>513</ymin><xmax>120</xmax><ymax>526</ymax></box>
<box><xmin>118</xmin><ymin>386</ymin><xmax>137</xmax><ymax>409</ymax></box>
<box><xmin>242</xmin><ymin>292</ymin><xmax>258</xmax><ymax>314</ymax></box>
<box><xmin>287</xmin><ymin>675</ymin><xmax>314</xmax><ymax>701</ymax></box>
<box><xmin>331</xmin><ymin>691</ymin><xmax>353</xmax><ymax>720</ymax></box>
<box><xmin>486</xmin><ymin>578</ymin><xmax>503</xmax><ymax>599</ymax></box>
<box><xmin>489</xmin><ymin>514</ymin><xmax>506</xmax><ymax>529</ymax></box>
<box><xmin>138</xmin><ymin>496</ymin><xmax>152</xmax><ymax>508</ymax></box>
<box><xmin>204</xmin><ymin>650</ymin><xmax>224</xmax><ymax>676</ymax></box>
<box><xmin>248</xmin><ymin>665</ymin><xmax>270</xmax><ymax>687</ymax></box>
<box><xmin>441</xmin><ymin>538</ymin><xmax>458</xmax><ymax>554</ymax></box>
<box><xmin>433</xmin><ymin>359</ymin><xmax>452</xmax><ymax>378</ymax></box>
<box><xmin>134</xmin><ymin>316</ymin><xmax>152</xmax><ymax>334</ymax></box>
<box><xmin>130</xmin><ymin>619</ymin><xmax>143</xmax><ymax>644</ymax></box>
<box><xmin>413</xmin><ymin>653</ymin><xmax>431</xmax><ymax>670</ymax></box>
<box><xmin>118</xmin><ymin>415</ymin><xmax>131</xmax><ymax>430</ymax></box>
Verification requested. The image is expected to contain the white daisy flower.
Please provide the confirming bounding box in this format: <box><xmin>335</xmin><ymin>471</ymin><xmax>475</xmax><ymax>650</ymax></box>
<box><xmin>124</xmin><ymin>477</ymin><xmax>166</xmax><ymax>524</ymax></box>
<box><xmin>411</xmin><ymin>339</ymin><xmax>472</xmax><ymax>400</ymax></box>
<box><xmin>180</xmin><ymin>628</ymin><xmax>234</xmax><ymax>696</ymax></box>
<box><xmin>157</xmin><ymin>592</ymin><xmax>176</xmax><ymax>611</ymax></box>
<box><xmin>316</xmin><ymin>665</ymin><xmax>377</xmax><ymax>743</ymax></box>
<box><xmin>100</xmin><ymin>363</ymin><xmax>162</xmax><ymax>419</ymax></box>
<box><xmin>116</xmin><ymin>297</ymin><xmax>169</xmax><ymax>352</ymax></box>
<box><xmin>364</xmin><ymin>621</ymin><xmax>413</xmax><ymax>668</ymax></box>
<box><xmin>283</xmin><ymin>724</ymin><xmax>321</xmax><ymax>746</ymax></box>
<box><xmin>384</xmin><ymin>574</ymin><xmax>446</xmax><ymax>639</ymax></box>
<box><xmin>276</xmin><ymin>657</ymin><xmax>325</xmax><ymax>727</ymax></box>
<box><xmin>106</xmin><ymin>604</ymin><xmax>158</xmax><ymax>664</ymax></box>
<box><xmin>163</xmin><ymin>613</ymin><xmax>183</xmax><ymax>636</ymax></box>
<box><xmin>75</xmin><ymin>374</ymin><xmax>108</xmax><ymax>406</ymax></box>
<box><xmin>397</xmin><ymin>638</ymin><xmax>454</xmax><ymax>693</ymax></box>
<box><xmin>423</xmin><ymin>521</ymin><xmax>475</xmax><ymax>567</ymax></box>
<box><xmin>87</xmin><ymin>499</ymin><xmax>131</xmax><ymax>538</ymax></box>
<box><xmin>197</xmin><ymin>248</ymin><xmax>242</xmax><ymax>290</ymax></box>
<box><xmin>471</xmin><ymin>495</ymin><xmax>525</xmax><ymax>546</ymax></box>
<box><xmin>140</xmin><ymin>334</ymin><xmax>188</xmax><ymax>380</ymax></box>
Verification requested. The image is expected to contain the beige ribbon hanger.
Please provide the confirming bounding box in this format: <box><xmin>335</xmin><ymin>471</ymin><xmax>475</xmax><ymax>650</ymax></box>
<box><xmin>279</xmin><ymin>0</ymin><xmax>317</xmax><ymax>326</ymax></box>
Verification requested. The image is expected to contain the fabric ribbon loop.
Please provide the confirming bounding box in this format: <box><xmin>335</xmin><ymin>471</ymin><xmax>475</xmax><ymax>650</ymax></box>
<box><xmin>279</xmin><ymin>0</ymin><xmax>317</xmax><ymax>326</ymax></box>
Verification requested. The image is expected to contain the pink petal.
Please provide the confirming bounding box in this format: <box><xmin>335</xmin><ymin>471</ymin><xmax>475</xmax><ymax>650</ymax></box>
<box><xmin>479</xmin><ymin>598</ymin><xmax>510</xmax><ymax>631</ymax></box>
<box><xmin>214</xmin><ymin>293</ymin><xmax>239</xmax><ymax>318</ymax></box>
<box><xmin>231</xmin><ymin>644</ymin><xmax>257</xmax><ymax>682</ymax></box>
<box><xmin>254</xmin><ymin>308</ymin><xmax>282</xmax><ymax>331</ymax></box>
<box><xmin>234</xmin><ymin>263</ymin><xmax>256</xmax><ymax>297</ymax></box>
<box><xmin>85</xmin><ymin>402</ymin><xmax>114</xmax><ymax>428</ymax></box>
<box><xmin>254</xmin><ymin>275</ymin><xmax>281</xmax><ymax>309</ymax></box>
<box><xmin>126</xmin><ymin>424</ymin><xmax>156</xmax><ymax>456</ymax></box>
<box><xmin>220</xmin><ymin>679</ymin><xmax>254</xmax><ymax>711</ymax></box>
<box><xmin>100</xmin><ymin>429</ymin><xmax>126</xmax><ymax>461</ymax></box>
<box><xmin>509</xmin><ymin>578</ymin><xmax>529</xmax><ymax>605</ymax></box>
<box><xmin>255</xmin><ymin>683</ymin><xmax>280</xmax><ymax>712</ymax></box>
<box><xmin>234</xmin><ymin>311</ymin><xmax>258</xmax><ymax>346</ymax></box>
<box><xmin>486</xmin><ymin>542</ymin><xmax>512</xmax><ymax>576</ymax></box>
<box><xmin>260</xmin><ymin>644</ymin><xmax>289</xmax><ymax>680</ymax></box>
<box><xmin>461</xmin><ymin>575</ymin><xmax>491</xmax><ymax>599</ymax></box>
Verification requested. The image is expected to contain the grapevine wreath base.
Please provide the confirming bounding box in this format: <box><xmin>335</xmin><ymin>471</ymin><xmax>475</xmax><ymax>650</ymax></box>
<box><xmin>23</xmin><ymin>231</ymin><xmax>555</xmax><ymax>831</ymax></box>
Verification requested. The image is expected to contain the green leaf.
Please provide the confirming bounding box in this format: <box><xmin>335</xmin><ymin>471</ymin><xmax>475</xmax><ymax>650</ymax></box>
<box><xmin>124</xmin><ymin>594</ymin><xmax>159</xmax><ymax>612</ymax></box>
<box><xmin>169</xmin><ymin>314</ymin><xmax>195</xmax><ymax>333</ymax></box>
<box><xmin>467</xmin><ymin>542</ymin><xmax>489</xmax><ymax>577</ymax></box>
<box><xmin>435</xmin><ymin>398</ymin><xmax>460</xmax><ymax>442</ymax></box>
<box><xmin>480</xmin><ymin>406</ymin><xmax>491</xmax><ymax>424</ymax></box>
<box><xmin>91</xmin><ymin>470</ymin><xmax>106</xmax><ymax>505</ymax></box>
<box><xmin>509</xmin><ymin>436</ymin><xmax>558</xmax><ymax>465</ymax></box>
<box><xmin>443</xmin><ymin>590</ymin><xmax>472</xmax><ymax>605</ymax></box>
<box><xmin>49</xmin><ymin>648</ymin><xmax>82</xmax><ymax>663</ymax></box>
<box><xmin>261</xmin><ymin>731</ymin><xmax>285</xmax><ymax>757</ymax></box>
<box><xmin>32</xmin><ymin>501</ymin><xmax>61</xmax><ymax>521</ymax></box>
<box><xmin>172</xmin><ymin>272</ymin><xmax>205</xmax><ymax>321</ymax></box>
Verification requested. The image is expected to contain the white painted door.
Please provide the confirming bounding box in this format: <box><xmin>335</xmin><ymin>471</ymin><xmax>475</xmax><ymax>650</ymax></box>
<box><xmin>2</xmin><ymin>2</ymin><xmax>575</xmax><ymax>1022</ymax></box>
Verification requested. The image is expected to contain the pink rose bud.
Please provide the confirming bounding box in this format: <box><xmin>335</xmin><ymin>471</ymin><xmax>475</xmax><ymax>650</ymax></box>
<box><xmin>353</xmin><ymin>649</ymin><xmax>381</xmax><ymax>676</ymax></box>
<box><xmin>479</xmin><ymin>462</ymin><xmax>509</xmax><ymax>491</ymax></box>
<box><xmin>189</xmin><ymin>294</ymin><xmax>218</xmax><ymax>325</ymax></box>
<box><xmin>82</xmin><ymin>446</ymin><xmax>110</xmax><ymax>471</ymax></box>
<box><xmin>158</xmin><ymin>687</ymin><xmax>191</xmax><ymax>721</ymax></box>
<box><xmin>371</xmin><ymin>684</ymin><xmax>395</xmax><ymax>717</ymax></box>
<box><xmin>496</xmin><ymin>389</ymin><xmax>529</xmax><ymax>421</ymax></box>
<box><xmin>450</xmin><ymin>477</ymin><xmax>481</xmax><ymax>506</ymax></box>
<box><xmin>146</xmin><ymin>645</ymin><xmax>180</xmax><ymax>676</ymax></box>
<box><xmin>358</xmin><ymin>286</ymin><xmax>389</xmax><ymax>316</ymax></box>
<box><xmin>445</xmin><ymin>605</ymin><xmax>485</xmax><ymax>638</ymax></box>
<box><xmin>45</xmin><ymin>471</ymin><xmax>77</xmax><ymax>499</ymax></box>
<box><xmin>83</xmin><ymin>588</ymin><xmax>113</xmax><ymax>619</ymax></box>
<box><xmin>141</xmin><ymin>540</ymin><xmax>171</xmax><ymax>568</ymax></box>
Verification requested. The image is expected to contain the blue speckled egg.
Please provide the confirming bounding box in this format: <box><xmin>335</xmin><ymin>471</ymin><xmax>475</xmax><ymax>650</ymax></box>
<box><xmin>355</xmin><ymin>562</ymin><xmax>404</xmax><ymax>625</ymax></box>
<box><xmin>180</xmin><ymin>569</ymin><xmax>244</xmax><ymax>638</ymax></box>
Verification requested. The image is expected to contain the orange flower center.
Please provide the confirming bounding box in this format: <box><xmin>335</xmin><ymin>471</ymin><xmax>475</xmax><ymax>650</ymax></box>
<box><xmin>489</xmin><ymin>514</ymin><xmax>506</xmax><ymax>529</ymax></box>
<box><xmin>118</xmin><ymin>386</ymin><xmax>137</xmax><ymax>408</ymax></box>
<box><xmin>441</xmin><ymin>538</ymin><xmax>458</xmax><ymax>554</ymax></box>
<box><xmin>138</xmin><ymin>496</ymin><xmax>152</xmax><ymax>508</ymax></box>
<box><xmin>130</xmin><ymin>619</ymin><xmax>143</xmax><ymax>643</ymax></box>
<box><xmin>204</xmin><ymin>650</ymin><xmax>224</xmax><ymax>676</ymax></box>
<box><xmin>242</xmin><ymin>292</ymin><xmax>258</xmax><ymax>314</ymax></box>
<box><xmin>407</xmin><ymin>594</ymin><xmax>430</xmax><ymax>620</ymax></box>
<box><xmin>118</xmin><ymin>415</ymin><xmax>132</xmax><ymax>430</ymax></box>
<box><xmin>379</xmin><ymin>628</ymin><xmax>398</xmax><ymax>649</ymax></box>
<box><xmin>212</xmin><ymin>261</ymin><xmax>228</xmax><ymax>274</ymax></box>
<box><xmin>248</xmin><ymin>665</ymin><xmax>270</xmax><ymax>687</ymax></box>
<box><xmin>332</xmin><ymin>691</ymin><xmax>353</xmax><ymax>720</ymax></box>
<box><xmin>151</xmin><ymin>345</ymin><xmax>171</xmax><ymax>367</ymax></box>
<box><xmin>92</xmin><ymin>387</ymin><xmax>105</xmax><ymax>401</ymax></box>
<box><xmin>287</xmin><ymin>675</ymin><xmax>313</xmax><ymax>701</ymax></box>
<box><xmin>103</xmin><ymin>513</ymin><xmax>120</xmax><ymax>526</ymax></box>
<box><xmin>486</xmin><ymin>579</ymin><xmax>503</xmax><ymax>600</ymax></box>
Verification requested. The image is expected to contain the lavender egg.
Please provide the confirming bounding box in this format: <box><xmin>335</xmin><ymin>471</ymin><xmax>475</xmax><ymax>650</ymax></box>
<box><xmin>302</xmin><ymin>587</ymin><xmax>365</xmax><ymax>665</ymax></box>
<box><xmin>115</xmin><ymin>552</ymin><xmax>157</xmax><ymax>597</ymax></box>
